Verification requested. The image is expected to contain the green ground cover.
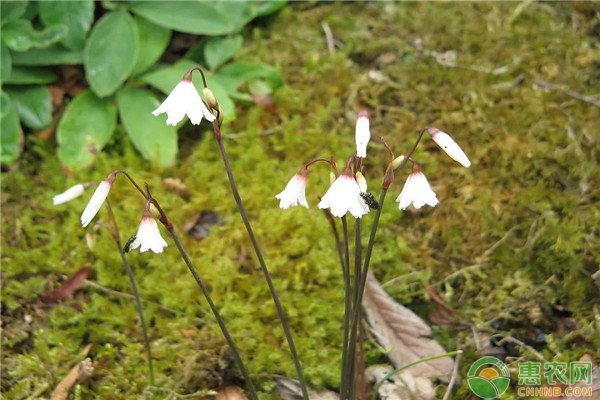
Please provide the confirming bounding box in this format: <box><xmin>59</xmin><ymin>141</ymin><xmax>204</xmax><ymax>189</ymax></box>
<box><xmin>2</xmin><ymin>2</ymin><xmax>599</xmax><ymax>399</ymax></box>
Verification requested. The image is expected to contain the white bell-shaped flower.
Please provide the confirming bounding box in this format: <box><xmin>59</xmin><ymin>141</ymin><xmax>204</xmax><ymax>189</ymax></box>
<box><xmin>276</xmin><ymin>174</ymin><xmax>308</xmax><ymax>209</ymax></box>
<box><xmin>53</xmin><ymin>184</ymin><xmax>85</xmax><ymax>205</ymax></box>
<box><xmin>130</xmin><ymin>216</ymin><xmax>168</xmax><ymax>254</ymax></box>
<box><xmin>318</xmin><ymin>174</ymin><xmax>369</xmax><ymax>218</ymax></box>
<box><xmin>80</xmin><ymin>180</ymin><xmax>113</xmax><ymax>227</ymax></box>
<box><xmin>152</xmin><ymin>80</ymin><xmax>216</xmax><ymax>126</ymax></box>
<box><xmin>396</xmin><ymin>171</ymin><xmax>439</xmax><ymax>210</ymax></box>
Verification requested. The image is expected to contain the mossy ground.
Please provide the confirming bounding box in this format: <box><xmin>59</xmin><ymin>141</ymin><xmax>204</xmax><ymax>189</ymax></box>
<box><xmin>2</xmin><ymin>3</ymin><xmax>600</xmax><ymax>399</ymax></box>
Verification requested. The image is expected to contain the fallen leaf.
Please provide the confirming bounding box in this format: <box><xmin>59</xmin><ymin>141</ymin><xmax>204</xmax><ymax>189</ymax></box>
<box><xmin>366</xmin><ymin>364</ymin><xmax>435</xmax><ymax>400</ymax></box>
<box><xmin>51</xmin><ymin>358</ymin><xmax>94</xmax><ymax>400</ymax></box>
<box><xmin>216</xmin><ymin>385</ymin><xmax>248</xmax><ymax>400</ymax></box>
<box><xmin>274</xmin><ymin>375</ymin><xmax>338</xmax><ymax>400</ymax></box>
<box><xmin>362</xmin><ymin>273</ymin><xmax>454</xmax><ymax>382</ymax></box>
<box><xmin>40</xmin><ymin>267</ymin><xmax>90</xmax><ymax>305</ymax></box>
<box><xmin>163</xmin><ymin>177</ymin><xmax>190</xmax><ymax>197</ymax></box>
<box><xmin>184</xmin><ymin>211</ymin><xmax>222</xmax><ymax>241</ymax></box>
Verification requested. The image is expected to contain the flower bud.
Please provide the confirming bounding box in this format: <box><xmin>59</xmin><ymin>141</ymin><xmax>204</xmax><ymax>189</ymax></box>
<box><xmin>329</xmin><ymin>171</ymin><xmax>336</xmax><ymax>185</ymax></box>
<box><xmin>355</xmin><ymin>172</ymin><xmax>367</xmax><ymax>193</ymax></box>
<box><xmin>202</xmin><ymin>88</ymin><xmax>218</xmax><ymax>110</ymax></box>
<box><xmin>392</xmin><ymin>155</ymin><xmax>406</xmax><ymax>170</ymax></box>
<box><xmin>217</xmin><ymin>104</ymin><xmax>224</xmax><ymax>125</ymax></box>
<box><xmin>148</xmin><ymin>203</ymin><xmax>161</xmax><ymax>219</ymax></box>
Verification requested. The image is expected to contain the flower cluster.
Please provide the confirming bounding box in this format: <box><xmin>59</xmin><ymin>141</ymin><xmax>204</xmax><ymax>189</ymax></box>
<box><xmin>275</xmin><ymin>112</ymin><xmax>471</xmax><ymax>216</ymax></box>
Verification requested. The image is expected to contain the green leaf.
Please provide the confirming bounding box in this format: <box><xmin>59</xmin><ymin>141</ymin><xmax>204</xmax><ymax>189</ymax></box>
<box><xmin>131</xmin><ymin>16</ymin><xmax>170</xmax><ymax>76</ymax></box>
<box><xmin>4</xmin><ymin>85</ymin><xmax>52</xmax><ymax>130</ymax></box>
<box><xmin>0</xmin><ymin>91</ymin><xmax>23</xmax><ymax>164</ymax></box>
<box><xmin>1</xmin><ymin>1</ymin><xmax>29</xmax><ymax>25</ymax></box>
<box><xmin>204</xmin><ymin>35</ymin><xmax>242</xmax><ymax>70</ymax></box>
<box><xmin>210</xmin><ymin>2</ymin><xmax>255</xmax><ymax>32</ymax></box>
<box><xmin>4</xmin><ymin>66</ymin><xmax>57</xmax><ymax>84</ymax></box>
<box><xmin>1</xmin><ymin>20</ymin><xmax>67</xmax><ymax>52</ymax></box>
<box><xmin>57</xmin><ymin>90</ymin><xmax>117</xmax><ymax>169</ymax></box>
<box><xmin>216</xmin><ymin>61</ymin><xmax>283</xmax><ymax>90</ymax></box>
<box><xmin>38</xmin><ymin>0</ymin><xmax>94</xmax><ymax>50</ymax></box>
<box><xmin>254</xmin><ymin>0</ymin><xmax>287</xmax><ymax>17</ymax></box>
<box><xmin>1</xmin><ymin>42</ymin><xmax>12</xmax><ymax>83</ymax></box>
<box><xmin>117</xmin><ymin>87</ymin><xmax>176</xmax><ymax>167</ymax></box>
<box><xmin>84</xmin><ymin>11</ymin><xmax>138</xmax><ymax>97</ymax></box>
<box><xmin>11</xmin><ymin>45</ymin><xmax>83</xmax><ymax>66</ymax></box>
<box><xmin>126</xmin><ymin>1</ymin><xmax>234</xmax><ymax>35</ymax></box>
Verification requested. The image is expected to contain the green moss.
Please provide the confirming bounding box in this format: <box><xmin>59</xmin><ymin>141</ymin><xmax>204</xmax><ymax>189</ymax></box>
<box><xmin>2</xmin><ymin>3</ymin><xmax>599</xmax><ymax>399</ymax></box>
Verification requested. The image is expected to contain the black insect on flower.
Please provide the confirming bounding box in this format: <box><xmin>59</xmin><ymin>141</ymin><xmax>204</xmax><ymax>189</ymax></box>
<box><xmin>360</xmin><ymin>192</ymin><xmax>379</xmax><ymax>210</ymax></box>
<box><xmin>123</xmin><ymin>235</ymin><xmax>137</xmax><ymax>253</ymax></box>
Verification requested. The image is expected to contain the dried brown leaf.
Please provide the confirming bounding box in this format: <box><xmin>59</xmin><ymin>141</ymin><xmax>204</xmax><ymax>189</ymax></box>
<box><xmin>216</xmin><ymin>385</ymin><xmax>248</xmax><ymax>400</ymax></box>
<box><xmin>363</xmin><ymin>273</ymin><xmax>454</xmax><ymax>382</ymax></box>
<box><xmin>274</xmin><ymin>375</ymin><xmax>338</xmax><ymax>400</ymax></box>
<box><xmin>50</xmin><ymin>358</ymin><xmax>94</xmax><ymax>400</ymax></box>
<box><xmin>366</xmin><ymin>365</ymin><xmax>436</xmax><ymax>400</ymax></box>
<box><xmin>40</xmin><ymin>267</ymin><xmax>90</xmax><ymax>305</ymax></box>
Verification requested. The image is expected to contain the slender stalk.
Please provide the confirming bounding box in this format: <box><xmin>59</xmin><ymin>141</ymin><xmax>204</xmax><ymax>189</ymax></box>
<box><xmin>104</xmin><ymin>201</ymin><xmax>155</xmax><ymax>387</ymax></box>
<box><xmin>213</xmin><ymin>131</ymin><xmax>309</xmax><ymax>400</ymax></box>
<box><xmin>340</xmin><ymin>216</ymin><xmax>352</xmax><ymax>399</ymax></box>
<box><xmin>320</xmin><ymin>207</ymin><xmax>345</xmax><ymax>274</ymax></box>
<box><xmin>347</xmin><ymin>218</ymin><xmax>362</xmax><ymax>400</ymax></box>
<box><xmin>167</xmin><ymin>226</ymin><xmax>259</xmax><ymax>400</ymax></box>
<box><xmin>370</xmin><ymin>351</ymin><xmax>462</xmax><ymax>400</ymax></box>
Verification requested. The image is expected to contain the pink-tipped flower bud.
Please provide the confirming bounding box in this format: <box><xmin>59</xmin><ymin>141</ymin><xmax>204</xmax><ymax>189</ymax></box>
<box><xmin>392</xmin><ymin>155</ymin><xmax>406</xmax><ymax>170</ymax></box>
<box><xmin>427</xmin><ymin>127</ymin><xmax>471</xmax><ymax>168</ymax></box>
<box><xmin>355</xmin><ymin>110</ymin><xmax>371</xmax><ymax>158</ymax></box>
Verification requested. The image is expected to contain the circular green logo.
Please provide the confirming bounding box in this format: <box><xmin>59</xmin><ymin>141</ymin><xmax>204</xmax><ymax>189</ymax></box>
<box><xmin>467</xmin><ymin>357</ymin><xmax>511</xmax><ymax>398</ymax></box>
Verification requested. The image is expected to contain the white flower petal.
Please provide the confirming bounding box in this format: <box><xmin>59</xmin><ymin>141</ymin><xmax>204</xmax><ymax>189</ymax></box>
<box><xmin>318</xmin><ymin>175</ymin><xmax>369</xmax><ymax>219</ymax></box>
<box><xmin>81</xmin><ymin>180</ymin><xmax>112</xmax><ymax>227</ymax></box>
<box><xmin>429</xmin><ymin>129</ymin><xmax>471</xmax><ymax>168</ymax></box>
<box><xmin>276</xmin><ymin>174</ymin><xmax>308</xmax><ymax>209</ymax></box>
<box><xmin>396</xmin><ymin>172</ymin><xmax>438</xmax><ymax>210</ymax></box>
<box><xmin>53</xmin><ymin>184</ymin><xmax>85</xmax><ymax>205</ymax></box>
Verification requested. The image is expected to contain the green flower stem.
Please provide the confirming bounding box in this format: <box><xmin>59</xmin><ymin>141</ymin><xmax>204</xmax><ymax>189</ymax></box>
<box><xmin>370</xmin><ymin>351</ymin><xmax>462</xmax><ymax>400</ymax></box>
<box><xmin>214</xmin><ymin>130</ymin><xmax>309</xmax><ymax>400</ymax></box>
<box><xmin>167</xmin><ymin>226</ymin><xmax>259</xmax><ymax>400</ymax></box>
<box><xmin>104</xmin><ymin>201</ymin><xmax>155</xmax><ymax>387</ymax></box>
<box><xmin>340</xmin><ymin>216</ymin><xmax>352</xmax><ymax>399</ymax></box>
<box><xmin>347</xmin><ymin>217</ymin><xmax>363</xmax><ymax>400</ymax></box>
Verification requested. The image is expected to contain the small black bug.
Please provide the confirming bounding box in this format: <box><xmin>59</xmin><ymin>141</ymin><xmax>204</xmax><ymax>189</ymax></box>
<box><xmin>123</xmin><ymin>235</ymin><xmax>137</xmax><ymax>253</ymax></box>
<box><xmin>360</xmin><ymin>192</ymin><xmax>379</xmax><ymax>210</ymax></box>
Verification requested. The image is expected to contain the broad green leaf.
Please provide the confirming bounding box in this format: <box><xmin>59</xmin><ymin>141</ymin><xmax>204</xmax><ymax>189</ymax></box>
<box><xmin>254</xmin><ymin>0</ymin><xmax>287</xmax><ymax>17</ymax></box>
<box><xmin>117</xmin><ymin>87</ymin><xmax>176</xmax><ymax>167</ymax></box>
<box><xmin>1</xmin><ymin>92</ymin><xmax>23</xmax><ymax>164</ymax></box>
<box><xmin>211</xmin><ymin>2</ymin><xmax>255</xmax><ymax>32</ymax></box>
<box><xmin>204</xmin><ymin>35</ymin><xmax>242</xmax><ymax>70</ymax></box>
<box><xmin>57</xmin><ymin>90</ymin><xmax>117</xmax><ymax>169</ymax></box>
<box><xmin>38</xmin><ymin>0</ymin><xmax>94</xmax><ymax>50</ymax></box>
<box><xmin>1</xmin><ymin>20</ymin><xmax>67</xmax><ymax>52</ymax></box>
<box><xmin>1</xmin><ymin>1</ymin><xmax>29</xmax><ymax>25</ymax></box>
<box><xmin>127</xmin><ymin>1</ymin><xmax>233</xmax><ymax>35</ymax></box>
<box><xmin>131</xmin><ymin>16</ymin><xmax>170</xmax><ymax>76</ymax></box>
<box><xmin>1</xmin><ymin>42</ymin><xmax>12</xmax><ymax>82</ymax></box>
<box><xmin>141</xmin><ymin>59</ymin><xmax>198</xmax><ymax>94</ymax></box>
<box><xmin>5</xmin><ymin>85</ymin><xmax>52</xmax><ymax>130</ymax></box>
<box><xmin>216</xmin><ymin>61</ymin><xmax>283</xmax><ymax>90</ymax></box>
<box><xmin>5</xmin><ymin>66</ymin><xmax>57</xmax><ymax>84</ymax></box>
<box><xmin>11</xmin><ymin>45</ymin><xmax>83</xmax><ymax>66</ymax></box>
<box><xmin>84</xmin><ymin>11</ymin><xmax>138</xmax><ymax>97</ymax></box>
<box><xmin>142</xmin><ymin>60</ymin><xmax>236</xmax><ymax>119</ymax></box>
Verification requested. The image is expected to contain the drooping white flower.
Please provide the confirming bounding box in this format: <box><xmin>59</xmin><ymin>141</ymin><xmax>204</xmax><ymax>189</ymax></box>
<box><xmin>130</xmin><ymin>216</ymin><xmax>168</xmax><ymax>254</ymax></box>
<box><xmin>80</xmin><ymin>180</ymin><xmax>113</xmax><ymax>227</ymax></box>
<box><xmin>152</xmin><ymin>80</ymin><xmax>216</xmax><ymax>126</ymax></box>
<box><xmin>53</xmin><ymin>184</ymin><xmax>86</xmax><ymax>205</ymax></box>
<box><xmin>396</xmin><ymin>171</ymin><xmax>439</xmax><ymax>210</ymax></box>
<box><xmin>276</xmin><ymin>174</ymin><xmax>308</xmax><ymax>209</ymax></box>
<box><xmin>427</xmin><ymin>127</ymin><xmax>471</xmax><ymax>168</ymax></box>
<box><xmin>318</xmin><ymin>174</ymin><xmax>369</xmax><ymax>218</ymax></box>
<box><xmin>355</xmin><ymin>110</ymin><xmax>370</xmax><ymax>158</ymax></box>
